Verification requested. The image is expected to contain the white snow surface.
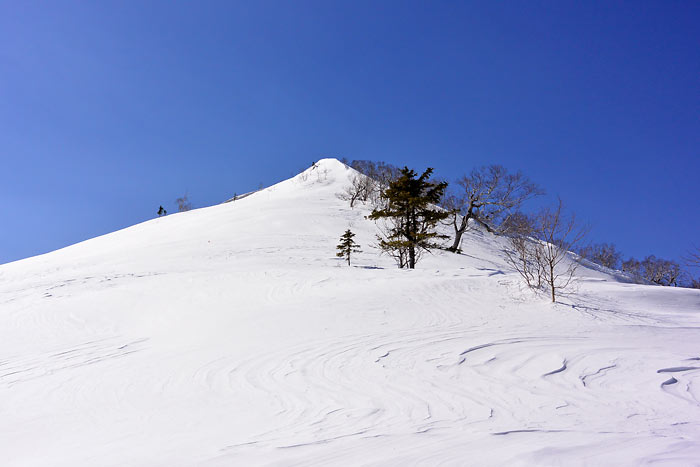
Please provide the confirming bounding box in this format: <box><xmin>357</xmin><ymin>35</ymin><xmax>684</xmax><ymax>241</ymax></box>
<box><xmin>1</xmin><ymin>158</ymin><xmax>699</xmax><ymax>466</ymax></box>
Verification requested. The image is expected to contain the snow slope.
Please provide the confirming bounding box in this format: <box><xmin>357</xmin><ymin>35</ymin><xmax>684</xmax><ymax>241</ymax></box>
<box><xmin>1</xmin><ymin>158</ymin><xmax>699</xmax><ymax>466</ymax></box>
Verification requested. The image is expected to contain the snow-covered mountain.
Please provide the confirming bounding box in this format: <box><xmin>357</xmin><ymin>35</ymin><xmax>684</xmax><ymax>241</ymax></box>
<box><xmin>1</xmin><ymin>158</ymin><xmax>699</xmax><ymax>466</ymax></box>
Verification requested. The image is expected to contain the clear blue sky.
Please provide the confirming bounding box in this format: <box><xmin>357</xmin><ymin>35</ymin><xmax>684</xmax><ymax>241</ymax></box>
<box><xmin>1</xmin><ymin>1</ymin><xmax>698</xmax><ymax>265</ymax></box>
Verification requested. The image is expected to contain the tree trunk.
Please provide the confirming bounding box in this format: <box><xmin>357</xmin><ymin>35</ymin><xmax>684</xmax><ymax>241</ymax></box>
<box><xmin>449</xmin><ymin>204</ymin><xmax>474</xmax><ymax>252</ymax></box>
<box><xmin>408</xmin><ymin>208</ymin><xmax>417</xmax><ymax>268</ymax></box>
<box><xmin>450</xmin><ymin>215</ymin><xmax>468</xmax><ymax>251</ymax></box>
<box><xmin>550</xmin><ymin>263</ymin><xmax>555</xmax><ymax>302</ymax></box>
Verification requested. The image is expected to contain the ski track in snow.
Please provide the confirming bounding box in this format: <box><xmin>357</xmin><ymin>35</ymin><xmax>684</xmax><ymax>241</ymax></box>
<box><xmin>1</xmin><ymin>159</ymin><xmax>699</xmax><ymax>466</ymax></box>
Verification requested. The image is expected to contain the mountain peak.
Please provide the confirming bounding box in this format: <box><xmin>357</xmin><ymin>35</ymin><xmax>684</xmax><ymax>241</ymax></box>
<box><xmin>278</xmin><ymin>157</ymin><xmax>357</xmax><ymax>192</ymax></box>
<box><xmin>315</xmin><ymin>157</ymin><xmax>347</xmax><ymax>168</ymax></box>
<box><xmin>303</xmin><ymin>157</ymin><xmax>352</xmax><ymax>178</ymax></box>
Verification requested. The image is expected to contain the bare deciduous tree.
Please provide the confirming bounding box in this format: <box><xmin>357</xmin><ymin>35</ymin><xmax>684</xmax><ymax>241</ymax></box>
<box><xmin>373</xmin><ymin>217</ymin><xmax>412</xmax><ymax>268</ymax></box>
<box><xmin>176</xmin><ymin>194</ymin><xmax>192</xmax><ymax>212</ymax></box>
<box><xmin>506</xmin><ymin>236</ymin><xmax>545</xmax><ymax>290</ymax></box>
<box><xmin>642</xmin><ymin>256</ymin><xmax>682</xmax><ymax>286</ymax></box>
<box><xmin>684</xmin><ymin>246</ymin><xmax>700</xmax><ymax>269</ymax></box>
<box><xmin>339</xmin><ymin>174</ymin><xmax>376</xmax><ymax>208</ymax></box>
<box><xmin>447</xmin><ymin>165</ymin><xmax>543</xmax><ymax>252</ymax></box>
<box><xmin>683</xmin><ymin>246</ymin><xmax>700</xmax><ymax>289</ymax></box>
<box><xmin>505</xmin><ymin>199</ymin><xmax>587</xmax><ymax>303</ymax></box>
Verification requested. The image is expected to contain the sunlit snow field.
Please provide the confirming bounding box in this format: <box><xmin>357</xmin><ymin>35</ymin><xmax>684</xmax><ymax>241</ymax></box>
<box><xmin>1</xmin><ymin>159</ymin><xmax>699</xmax><ymax>466</ymax></box>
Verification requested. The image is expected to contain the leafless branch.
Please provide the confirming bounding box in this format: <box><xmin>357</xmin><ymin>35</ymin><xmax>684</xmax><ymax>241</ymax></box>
<box><xmin>447</xmin><ymin>165</ymin><xmax>543</xmax><ymax>252</ymax></box>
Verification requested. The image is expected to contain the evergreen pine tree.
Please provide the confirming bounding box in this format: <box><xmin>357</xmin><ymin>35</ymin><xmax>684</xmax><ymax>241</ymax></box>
<box><xmin>336</xmin><ymin>229</ymin><xmax>362</xmax><ymax>266</ymax></box>
<box><xmin>368</xmin><ymin>167</ymin><xmax>449</xmax><ymax>269</ymax></box>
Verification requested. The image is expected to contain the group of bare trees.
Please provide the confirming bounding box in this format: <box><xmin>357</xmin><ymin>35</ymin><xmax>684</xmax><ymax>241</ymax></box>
<box><xmin>340</xmin><ymin>159</ymin><xmax>581</xmax><ymax>300</ymax></box>
<box><xmin>339</xmin><ymin>158</ymin><xmax>698</xmax><ymax>299</ymax></box>
<box><xmin>344</xmin><ymin>159</ymin><xmax>402</xmax><ymax>187</ymax></box>
<box><xmin>618</xmin><ymin>250</ymin><xmax>700</xmax><ymax>288</ymax></box>
<box><xmin>621</xmin><ymin>256</ymin><xmax>682</xmax><ymax>286</ymax></box>
<box><xmin>570</xmin><ymin>241</ymin><xmax>699</xmax><ymax>288</ymax></box>
<box><xmin>571</xmin><ymin>240</ymin><xmax>697</xmax><ymax>288</ymax></box>
<box><xmin>338</xmin><ymin>159</ymin><xmax>401</xmax><ymax>208</ymax></box>
<box><xmin>437</xmin><ymin>164</ymin><xmax>592</xmax><ymax>302</ymax></box>
<box><xmin>577</xmin><ymin>243</ymin><xmax>622</xmax><ymax>269</ymax></box>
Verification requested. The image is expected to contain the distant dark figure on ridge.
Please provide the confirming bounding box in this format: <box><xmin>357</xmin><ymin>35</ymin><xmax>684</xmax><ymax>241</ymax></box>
<box><xmin>157</xmin><ymin>206</ymin><xmax>167</xmax><ymax>217</ymax></box>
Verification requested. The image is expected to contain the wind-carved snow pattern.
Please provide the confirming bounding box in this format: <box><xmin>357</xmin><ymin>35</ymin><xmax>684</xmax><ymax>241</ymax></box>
<box><xmin>0</xmin><ymin>337</ymin><xmax>149</xmax><ymax>387</ymax></box>
<box><xmin>0</xmin><ymin>158</ymin><xmax>699</xmax><ymax>466</ymax></box>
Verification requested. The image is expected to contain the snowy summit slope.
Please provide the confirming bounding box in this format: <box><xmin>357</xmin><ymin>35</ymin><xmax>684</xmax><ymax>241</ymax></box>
<box><xmin>1</xmin><ymin>158</ymin><xmax>699</xmax><ymax>466</ymax></box>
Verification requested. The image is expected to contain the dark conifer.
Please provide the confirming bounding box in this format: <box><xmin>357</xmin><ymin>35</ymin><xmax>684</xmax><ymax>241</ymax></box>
<box><xmin>336</xmin><ymin>229</ymin><xmax>361</xmax><ymax>266</ymax></box>
<box><xmin>368</xmin><ymin>167</ymin><xmax>449</xmax><ymax>269</ymax></box>
<box><xmin>157</xmin><ymin>206</ymin><xmax>167</xmax><ymax>217</ymax></box>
